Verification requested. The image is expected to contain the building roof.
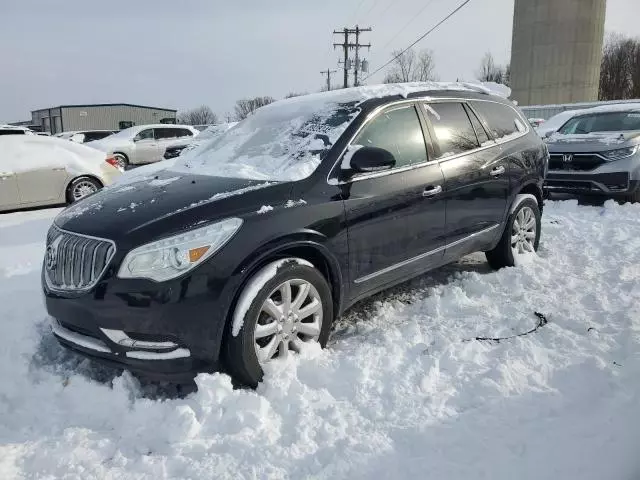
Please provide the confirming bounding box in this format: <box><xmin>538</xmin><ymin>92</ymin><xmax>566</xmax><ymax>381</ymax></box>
<box><xmin>31</xmin><ymin>103</ymin><xmax>177</xmax><ymax>113</ymax></box>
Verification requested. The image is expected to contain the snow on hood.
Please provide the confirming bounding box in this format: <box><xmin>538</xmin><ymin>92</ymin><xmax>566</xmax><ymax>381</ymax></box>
<box><xmin>546</xmin><ymin>131</ymin><xmax>640</xmax><ymax>146</ymax></box>
<box><xmin>171</xmin><ymin>82</ymin><xmax>510</xmax><ymax>182</ymax></box>
<box><xmin>0</xmin><ymin>135</ymin><xmax>106</xmax><ymax>171</ymax></box>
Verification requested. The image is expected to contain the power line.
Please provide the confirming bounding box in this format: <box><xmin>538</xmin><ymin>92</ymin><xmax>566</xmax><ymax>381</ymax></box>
<box><xmin>360</xmin><ymin>0</ymin><xmax>383</xmax><ymax>23</ymax></box>
<box><xmin>361</xmin><ymin>0</ymin><xmax>472</xmax><ymax>82</ymax></box>
<box><xmin>378</xmin><ymin>0</ymin><xmax>437</xmax><ymax>54</ymax></box>
<box><xmin>347</xmin><ymin>0</ymin><xmax>368</xmax><ymax>24</ymax></box>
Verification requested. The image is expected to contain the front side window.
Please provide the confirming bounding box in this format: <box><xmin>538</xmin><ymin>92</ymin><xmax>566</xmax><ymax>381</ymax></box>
<box><xmin>136</xmin><ymin>129</ymin><xmax>153</xmax><ymax>141</ymax></box>
<box><xmin>424</xmin><ymin>102</ymin><xmax>479</xmax><ymax>158</ymax></box>
<box><xmin>558</xmin><ymin>111</ymin><xmax>640</xmax><ymax>135</ymax></box>
<box><xmin>471</xmin><ymin>101</ymin><xmax>526</xmax><ymax>140</ymax></box>
<box><xmin>353</xmin><ymin>105</ymin><xmax>428</xmax><ymax>169</ymax></box>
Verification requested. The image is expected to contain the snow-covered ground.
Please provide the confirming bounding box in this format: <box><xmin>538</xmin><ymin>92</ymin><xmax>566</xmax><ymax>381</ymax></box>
<box><xmin>1</xmin><ymin>200</ymin><xmax>639</xmax><ymax>479</ymax></box>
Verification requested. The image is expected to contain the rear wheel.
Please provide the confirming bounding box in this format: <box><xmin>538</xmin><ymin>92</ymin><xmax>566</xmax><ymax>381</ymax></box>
<box><xmin>67</xmin><ymin>177</ymin><xmax>102</xmax><ymax>203</ymax></box>
<box><xmin>224</xmin><ymin>259</ymin><xmax>333</xmax><ymax>387</ymax></box>
<box><xmin>486</xmin><ymin>198</ymin><xmax>541</xmax><ymax>269</ymax></box>
<box><xmin>113</xmin><ymin>153</ymin><xmax>129</xmax><ymax>170</ymax></box>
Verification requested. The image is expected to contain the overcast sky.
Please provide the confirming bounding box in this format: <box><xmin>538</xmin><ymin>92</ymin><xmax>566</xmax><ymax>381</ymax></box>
<box><xmin>1</xmin><ymin>0</ymin><xmax>638</xmax><ymax>123</ymax></box>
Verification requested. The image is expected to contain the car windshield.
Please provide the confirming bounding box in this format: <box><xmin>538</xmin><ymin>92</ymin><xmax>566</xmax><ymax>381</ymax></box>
<box><xmin>173</xmin><ymin>97</ymin><xmax>360</xmax><ymax>181</ymax></box>
<box><xmin>558</xmin><ymin>111</ymin><xmax>640</xmax><ymax>134</ymax></box>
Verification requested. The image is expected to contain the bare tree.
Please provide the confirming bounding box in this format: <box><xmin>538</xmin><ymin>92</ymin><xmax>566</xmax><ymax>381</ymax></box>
<box><xmin>383</xmin><ymin>48</ymin><xmax>438</xmax><ymax>83</ymax></box>
<box><xmin>178</xmin><ymin>105</ymin><xmax>218</xmax><ymax>126</ymax></box>
<box><xmin>599</xmin><ymin>33</ymin><xmax>639</xmax><ymax>100</ymax></box>
<box><xmin>234</xmin><ymin>96</ymin><xmax>275</xmax><ymax>121</ymax></box>
<box><xmin>285</xmin><ymin>92</ymin><xmax>308</xmax><ymax>98</ymax></box>
<box><xmin>477</xmin><ymin>52</ymin><xmax>507</xmax><ymax>84</ymax></box>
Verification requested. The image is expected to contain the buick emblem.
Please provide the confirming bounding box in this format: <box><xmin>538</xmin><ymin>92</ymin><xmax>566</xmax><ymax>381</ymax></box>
<box><xmin>562</xmin><ymin>154</ymin><xmax>574</xmax><ymax>163</ymax></box>
<box><xmin>45</xmin><ymin>243</ymin><xmax>58</xmax><ymax>270</ymax></box>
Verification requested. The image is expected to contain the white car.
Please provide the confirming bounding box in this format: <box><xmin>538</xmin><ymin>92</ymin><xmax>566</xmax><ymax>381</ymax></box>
<box><xmin>0</xmin><ymin>135</ymin><xmax>122</xmax><ymax>212</ymax></box>
<box><xmin>163</xmin><ymin>122</ymin><xmax>237</xmax><ymax>159</ymax></box>
<box><xmin>0</xmin><ymin>124</ymin><xmax>35</xmax><ymax>136</ymax></box>
<box><xmin>86</xmin><ymin>124</ymin><xmax>199</xmax><ymax>168</ymax></box>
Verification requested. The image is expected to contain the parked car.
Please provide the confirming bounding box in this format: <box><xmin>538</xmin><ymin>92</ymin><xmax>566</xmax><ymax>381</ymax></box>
<box><xmin>68</xmin><ymin>130</ymin><xmax>116</xmax><ymax>143</ymax></box>
<box><xmin>0</xmin><ymin>124</ymin><xmax>34</xmax><ymax>136</ymax></box>
<box><xmin>42</xmin><ymin>83</ymin><xmax>547</xmax><ymax>386</ymax></box>
<box><xmin>86</xmin><ymin>124</ymin><xmax>199</xmax><ymax>168</ymax></box>
<box><xmin>0</xmin><ymin>135</ymin><xmax>122</xmax><ymax>212</ymax></box>
<box><xmin>164</xmin><ymin>123</ymin><xmax>237</xmax><ymax>159</ymax></box>
<box><xmin>544</xmin><ymin>105</ymin><xmax>640</xmax><ymax>202</ymax></box>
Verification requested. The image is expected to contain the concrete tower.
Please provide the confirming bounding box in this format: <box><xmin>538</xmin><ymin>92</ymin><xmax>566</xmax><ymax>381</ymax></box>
<box><xmin>510</xmin><ymin>0</ymin><xmax>606</xmax><ymax>106</ymax></box>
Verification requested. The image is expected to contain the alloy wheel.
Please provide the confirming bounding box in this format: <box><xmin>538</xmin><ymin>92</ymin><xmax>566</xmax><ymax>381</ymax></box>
<box><xmin>254</xmin><ymin>278</ymin><xmax>323</xmax><ymax>364</ymax></box>
<box><xmin>72</xmin><ymin>180</ymin><xmax>98</xmax><ymax>201</ymax></box>
<box><xmin>511</xmin><ymin>206</ymin><xmax>536</xmax><ymax>255</ymax></box>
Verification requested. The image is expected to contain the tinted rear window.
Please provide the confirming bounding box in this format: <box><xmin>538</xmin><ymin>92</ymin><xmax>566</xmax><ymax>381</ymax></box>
<box><xmin>0</xmin><ymin>130</ymin><xmax>26</xmax><ymax>136</ymax></box>
<box><xmin>471</xmin><ymin>101</ymin><xmax>526</xmax><ymax>140</ymax></box>
<box><xmin>424</xmin><ymin>102</ymin><xmax>479</xmax><ymax>158</ymax></box>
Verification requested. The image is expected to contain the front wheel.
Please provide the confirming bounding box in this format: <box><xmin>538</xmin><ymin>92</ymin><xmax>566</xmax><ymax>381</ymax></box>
<box><xmin>486</xmin><ymin>197</ymin><xmax>541</xmax><ymax>269</ymax></box>
<box><xmin>224</xmin><ymin>259</ymin><xmax>333</xmax><ymax>387</ymax></box>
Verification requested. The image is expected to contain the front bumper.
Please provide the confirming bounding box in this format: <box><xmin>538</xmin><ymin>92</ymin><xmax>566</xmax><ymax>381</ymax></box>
<box><xmin>545</xmin><ymin>171</ymin><xmax>639</xmax><ymax>196</ymax></box>
<box><xmin>43</xmin><ymin>267</ymin><xmax>238</xmax><ymax>381</ymax></box>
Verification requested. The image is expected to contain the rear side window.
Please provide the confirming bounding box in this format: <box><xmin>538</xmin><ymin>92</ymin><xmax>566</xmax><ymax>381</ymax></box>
<box><xmin>155</xmin><ymin>128</ymin><xmax>191</xmax><ymax>139</ymax></box>
<box><xmin>353</xmin><ymin>105</ymin><xmax>428</xmax><ymax>169</ymax></box>
<box><xmin>471</xmin><ymin>101</ymin><xmax>527</xmax><ymax>140</ymax></box>
<box><xmin>178</xmin><ymin>128</ymin><xmax>193</xmax><ymax>137</ymax></box>
<box><xmin>424</xmin><ymin>102</ymin><xmax>479</xmax><ymax>158</ymax></box>
<box><xmin>0</xmin><ymin>130</ymin><xmax>26</xmax><ymax>136</ymax></box>
<box><xmin>84</xmin><ymin>131</ymin><xmax>113</xmax><ymax>142</ymax></box>
<box><xmin>465</xmin><ymin>105</ymin><xmax>491</xmax><ymax>145</ymax></box>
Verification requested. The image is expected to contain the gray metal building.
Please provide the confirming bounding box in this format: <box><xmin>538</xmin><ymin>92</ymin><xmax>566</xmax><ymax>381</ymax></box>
<box><xmin>510</xmin><ymin>0</ymin><xmax>606</xmax><ymax>106</ymax></box>
<box><xmin>31</xmin><ymin>103</ymin><xmax>177</xmax><ymax>134</ymax></box>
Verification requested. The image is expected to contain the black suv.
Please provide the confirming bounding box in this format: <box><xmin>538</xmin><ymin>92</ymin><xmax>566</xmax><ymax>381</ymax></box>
<box><xmin>42</xmin><ymin>84</ymin><xmax>547</xmax><ymax>386</ymax></box>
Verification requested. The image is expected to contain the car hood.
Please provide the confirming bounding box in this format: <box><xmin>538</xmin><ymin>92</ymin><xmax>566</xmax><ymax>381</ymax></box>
<box><xmin>545</xmin><ymin>131</ymin><xmax>640</xmax><ymax>153</ymax></box>
<box><xmin>54</xmin><ymin>170</ymin><xmax>292</xmax><ymax>245</ymax></box>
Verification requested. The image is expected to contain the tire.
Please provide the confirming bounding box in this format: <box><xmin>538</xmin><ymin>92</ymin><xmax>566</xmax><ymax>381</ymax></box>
<box><xmin>113</xmin><ymin>153</ymin><xmax>129</xmax><ymax>170</ymax></box>
<box><xmin>67</xmin><ymin>177</ymin><xmax>102</xmax><ymax>204</ymax></box>
<box><xmin>224</xmin><ymin>258</ymin><xmax>333</xmax><ymax>388</ymax></box>
<box><xmin>624</xmin><ymin>189</ymin><xmax>640</xmax><ymax>204</ymax></box>
<box><xmin>486</xmin><ymin>197</ymin><xmax>541</xmax><ymax>269</ymax></box>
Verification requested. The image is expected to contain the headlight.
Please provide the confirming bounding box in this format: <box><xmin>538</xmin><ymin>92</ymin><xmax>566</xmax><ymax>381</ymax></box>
<box><xmin>118</xmin><ymin>218</ymin><xmax>242</xmax><ymax>281</ymax></box>
<box><xmin>602</xmin><ymin>145</ymin><xmax>639</xmax><ymax>161</ymax></box>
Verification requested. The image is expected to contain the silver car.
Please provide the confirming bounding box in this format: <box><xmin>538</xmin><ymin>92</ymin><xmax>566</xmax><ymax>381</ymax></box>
<box><xmin>0</xmin><ymin>135</ymin><xmax>122</xmax><ymax>212</ymax></box>
<box><xmin>545</xmin><ymin>105</ymin><xmax>640</xmax><ymax>203</ymax></box>
<box><xmin>86</xmin><ymin>124</ymin><xmax>199</xmax><ymax>168</ymax></box>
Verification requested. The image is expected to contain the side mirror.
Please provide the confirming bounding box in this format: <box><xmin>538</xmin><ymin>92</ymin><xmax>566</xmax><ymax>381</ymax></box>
<box><xmin>346</xmin><ymin>146</ymin><xmax>396</xmax><ymax>173</ymax></box>
<box><xmin>132</xmin><ymin>136</ymin><xmax>140</xmax><ymax>142</ymax></box>
<box><xmin>544</xmin><ymin>130</ymin><xmax>554</xmax><ymax>138</ymax></box>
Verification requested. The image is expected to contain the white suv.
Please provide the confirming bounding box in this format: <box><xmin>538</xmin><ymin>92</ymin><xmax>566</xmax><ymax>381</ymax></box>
<box><xmin>86</xmin><ymin>124</ymin><xmax>199</xmax><ymax>168</ymax></box>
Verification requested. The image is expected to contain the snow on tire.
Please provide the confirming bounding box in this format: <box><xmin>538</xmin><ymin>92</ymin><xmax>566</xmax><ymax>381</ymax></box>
<box><xmin>225</xmin><ymin>258</ymin><xmax>333</xmax><ymax>387</ymax></box>
<box><xmin>486</xmin><ymin>195</ymin><xmax>541</xmax><ymax>269</ymax></box>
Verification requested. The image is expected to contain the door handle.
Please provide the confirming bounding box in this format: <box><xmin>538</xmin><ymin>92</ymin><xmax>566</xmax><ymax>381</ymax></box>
<box><xmin>52</xmin><ymin>167</ymin><xmax>66</xmax><ymax>171</ymax></box>
<box><xmin>422</xmin><ymin>185</ymin><xmax>442</xmax><ymax>197</ymax></box>
<box><xmin>490</xmin><ymin>165</ymin><xmax>506</xmax><ymax>177</ymax></box>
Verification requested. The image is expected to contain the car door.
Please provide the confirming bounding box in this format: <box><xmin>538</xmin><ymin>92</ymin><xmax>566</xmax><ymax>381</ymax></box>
<box><xmin>337</xmin><ymin>103</ymin><xmax>446</xmax><ymax>298</ymax></box>
<box><xmin>133</xmin><ymin>128</ymin><xmax>159</xmax><ymax>164</ymax></box>
<box><xmin>0</xmin><ymin>167</ymin><xmax>21</xmax><ymax>210</ymax></box>
<box><xmin>14</xmin><ymin>139</ymin><xmax>70</xmax><ymax>205</ymax></box>
<box><xmin>420</xmin><ymin>101</ymin><xmax>509</xmax><ymax>258</ymax></box>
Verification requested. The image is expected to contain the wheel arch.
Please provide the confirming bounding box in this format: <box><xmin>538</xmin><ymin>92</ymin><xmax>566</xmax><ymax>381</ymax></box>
<box><xmin>228</xmin><ymin>237</ymin><xmax>345</xmax><ymax>328</ymax></box>
<box><xmin>513</xmin><ymin>181</ymin><xmax>543</xmax><ymax>212</ymax></box>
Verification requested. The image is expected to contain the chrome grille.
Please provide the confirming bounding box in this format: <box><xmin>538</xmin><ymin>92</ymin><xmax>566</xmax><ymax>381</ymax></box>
<box><xmin>45</xmin><ymin>226</ymin><xmax>115</xmax><ymax>292</ymax></box>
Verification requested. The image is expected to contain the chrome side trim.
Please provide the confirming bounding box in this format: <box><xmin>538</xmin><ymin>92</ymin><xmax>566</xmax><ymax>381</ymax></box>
<box><xmin>327</xmin><ymin>96</ymin><xmax>529</xmax><ymax>186</ymax></box>
<box><xmin>353</xmin><ymin>224</ymin><xmax>500</xmax><ymax>284</ymax></box>
<box><xmin>51</xmin><ymin>318</ymin><xmax>111</xmax><ymax>353</ymax></box>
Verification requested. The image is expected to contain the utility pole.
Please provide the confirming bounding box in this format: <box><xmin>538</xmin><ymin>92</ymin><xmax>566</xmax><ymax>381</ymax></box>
<box><xmin>320</xmin><ymin>69</ymin><xmax>337</xmax><ymax>91</ymax></box>
<box><xmin>333</xmin><ymin>26</ymin><xmax>371</xmax><ymax>88</ymax></box>
<box><xmin>353</xmin><ymin>25</ymin><xmax>371</xmax><ymax>87</ymax></box>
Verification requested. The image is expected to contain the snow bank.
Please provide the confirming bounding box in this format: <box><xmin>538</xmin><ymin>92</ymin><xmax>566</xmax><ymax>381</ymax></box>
<box><xmin>1</xmin><ymin>200</ymin><xmax>640</xmax><ymax>479</ymax></box>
